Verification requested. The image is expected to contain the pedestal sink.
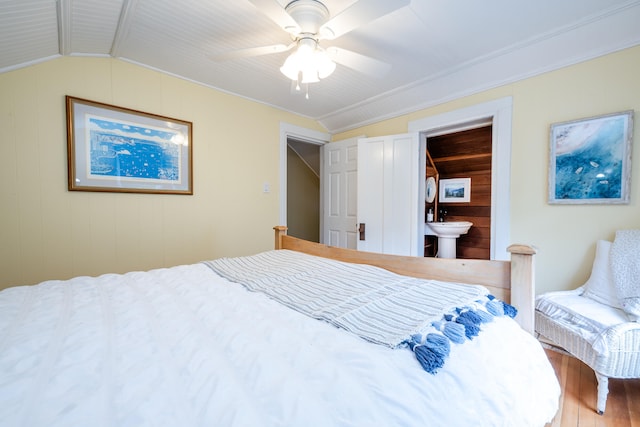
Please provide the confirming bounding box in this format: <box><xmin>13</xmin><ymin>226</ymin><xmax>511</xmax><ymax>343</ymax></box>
<box><xmin>424</xmin><ymin>221</ymin><xmax>473</xmax><ymax>258</ymax></box>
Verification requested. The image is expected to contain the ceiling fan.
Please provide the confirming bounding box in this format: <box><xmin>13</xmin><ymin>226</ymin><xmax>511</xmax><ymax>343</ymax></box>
<box><xmin>212</xmin><ymin>0</ymin><xmax>410</xmax><ymax>91</ymax></box>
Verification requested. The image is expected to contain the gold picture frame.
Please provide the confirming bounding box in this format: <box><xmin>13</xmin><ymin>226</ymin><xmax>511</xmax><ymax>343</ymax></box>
<box><xmin>66</xmin><ymin>96</ymin><xmax>193</xmax><ymax>195</ymax></box>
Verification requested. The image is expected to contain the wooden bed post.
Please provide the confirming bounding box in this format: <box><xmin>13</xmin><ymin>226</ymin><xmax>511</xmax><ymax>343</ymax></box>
<box><xmin>274</xmin><ymin>226</ymin><xmax>287</xmax><ymax>250</ymax></box>
<box><xmin>507</xmin><ymin>244</ymin><xmax>537</xmax><ymax>335</ymax></box>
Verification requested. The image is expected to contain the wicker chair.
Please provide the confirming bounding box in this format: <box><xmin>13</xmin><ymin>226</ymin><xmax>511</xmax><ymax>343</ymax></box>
<box><xmin>535</xmin><ymin>240</ymin><xmax>640</xmax><ymax>415</ymax></box>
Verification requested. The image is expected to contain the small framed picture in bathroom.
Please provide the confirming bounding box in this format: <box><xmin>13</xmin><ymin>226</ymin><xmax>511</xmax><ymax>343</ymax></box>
<box><xmin>439</xmin><ymin>178</ymin><xmax>471</xmax><ymax>203</ymax></box>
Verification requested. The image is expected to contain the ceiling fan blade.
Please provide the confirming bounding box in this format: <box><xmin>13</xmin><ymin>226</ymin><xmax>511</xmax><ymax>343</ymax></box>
<box><xmin>210</xmin><ymin>43</ymin><xmax>294</xmax><ymax>61</ymax></box>
<box><xmin>326</xmin><ymin>47</ymin><xmax>391</xmax><ymax>78</ymax></box>
<box><xmin>320</xmin><ymin>0</ymin><xmax>410</xmax><ymax>40</ymax></box>
<box><xmin>248</xmin><ymin>0</ymin><xmax>300</xmax><ymax>34</ymax></box>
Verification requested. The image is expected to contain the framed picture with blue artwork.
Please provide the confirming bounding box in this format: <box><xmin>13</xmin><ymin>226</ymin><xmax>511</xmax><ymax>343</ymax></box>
<box><xmin>66</xmin><ymin>96</ymin><xmax>193</xmax><ymax>194</ymax></box>
<box><xmin>548</xmin><ymin>110</ymin><xmax>633</xmax><ymax>204</ymax></box>
<box><xmin>439</xmin><ymin>178</ymin><xmax>471</xmax><ymax>203</ymax></box>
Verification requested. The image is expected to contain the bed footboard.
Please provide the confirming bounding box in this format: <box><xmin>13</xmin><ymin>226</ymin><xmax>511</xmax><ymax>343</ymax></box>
<box><xmin>273</xmin><ymin>226</ymin><xmax>536</xmax><ymax>334</ymax></box>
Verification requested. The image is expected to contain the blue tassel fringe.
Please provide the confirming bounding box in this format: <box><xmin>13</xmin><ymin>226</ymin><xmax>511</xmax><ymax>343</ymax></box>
<box><xmin>486</xmin><ymin>299</ymin><xmax>504</xmax><ymax>316</ymax></box>
<box><xmin>408</xmin><ymin>294</ymin><xmax>516</xmax><ymax>374</ymax></box>
<box><xmin>412</xmin><ymin>333</ymin><xmax>451</xmax><ymax>374</ymax></box>
<box><xmin>432</xmin><ymin>319</ymin><xmax>467</xmax><ymax>344</ymax></box>
<box><xmin>455</xmin><ymin>312</ymin><xmax>481</xmax><ymax>339</ymax></box>
<box><xmin>502</xmin><ymin>301</ymin><xmax>518</xmax><ymax>318</ymax></box>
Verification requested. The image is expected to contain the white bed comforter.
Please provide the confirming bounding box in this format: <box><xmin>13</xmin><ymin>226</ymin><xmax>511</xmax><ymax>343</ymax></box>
<box><xmin>0</xmin><ymin>261</ymin><xmax>560</xmax><ymax>427</ymax></box>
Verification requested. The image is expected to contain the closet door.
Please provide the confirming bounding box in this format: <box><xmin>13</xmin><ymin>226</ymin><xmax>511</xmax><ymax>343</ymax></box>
<box><xmin>356</xmin><ymin>133</ymin><xmax>421</xmax><ymax>256</ymax></box>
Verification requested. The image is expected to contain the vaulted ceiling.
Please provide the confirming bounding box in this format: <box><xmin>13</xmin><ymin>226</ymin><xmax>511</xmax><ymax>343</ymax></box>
<box><xmin>2</xmin><ymin>0</ymin><xmax>639</xmax><ymax>133</ymax></box>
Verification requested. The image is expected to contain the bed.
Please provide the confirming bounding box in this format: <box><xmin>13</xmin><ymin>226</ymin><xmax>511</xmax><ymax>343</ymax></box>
<box><xmin>0</xmin><ymin>226</ymin><xmax>560</xmax><ymax>427</ymax></box>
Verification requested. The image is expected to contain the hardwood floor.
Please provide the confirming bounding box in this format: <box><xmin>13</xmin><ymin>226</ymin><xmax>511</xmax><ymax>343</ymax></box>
<box><xmin>544</xmin><ymin>348</ymin><xmax>640</xmax><ymax>426</ymax></box>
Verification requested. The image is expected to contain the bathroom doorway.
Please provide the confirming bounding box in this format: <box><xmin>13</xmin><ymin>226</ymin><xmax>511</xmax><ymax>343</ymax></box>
<box><xmin>409</xmin><ymin>96</ymin><xmax>513</xmax><ymax>260</ymax></box>
<box><xmin>426</xmin><ymin>124</ymin><xmax>492</xmax><ymax>259</ymax></box>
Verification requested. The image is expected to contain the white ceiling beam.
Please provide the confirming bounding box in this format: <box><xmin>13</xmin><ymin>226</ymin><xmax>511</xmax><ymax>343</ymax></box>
<box><xmin>56</xmin><ymin>0</ymin><xmax>72</xmax><ymax>55</ymax></box>
<box><xmin>111</xmin><ymin>0</ymin><xmax>138</xmax><ymax>58</ymax></box>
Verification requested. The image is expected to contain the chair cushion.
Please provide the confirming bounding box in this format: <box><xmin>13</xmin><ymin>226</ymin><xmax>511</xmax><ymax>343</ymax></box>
<box><xmin>536</xmin><ymin>290</ymin><xmax>630</xmax><ymax>354</ymax></box>
<box><xmin>582</xmin><ymin>240</ymin><xmax>623</xmax><ymax>309</ymax></box>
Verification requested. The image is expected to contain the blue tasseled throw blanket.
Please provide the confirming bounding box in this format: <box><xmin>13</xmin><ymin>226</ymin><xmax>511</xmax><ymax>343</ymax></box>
<box><xmin>203</xmin><ymin>250</ymin><xmax>516</xmax><ymax>373</ymax></box>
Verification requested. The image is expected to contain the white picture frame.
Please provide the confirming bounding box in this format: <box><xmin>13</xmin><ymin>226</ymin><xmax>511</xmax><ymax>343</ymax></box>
<box><xmin>548</xmin><ymin>110</ymin><xmax>633</xmax><ymax>204</ymax></box>
<box><xmin>439</xmin><ymin>178</ymin><xmax>471</xmax><ymax>203</ymax></box>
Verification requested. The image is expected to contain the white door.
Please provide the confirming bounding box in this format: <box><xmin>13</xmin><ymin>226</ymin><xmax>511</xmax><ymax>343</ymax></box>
<box><xmin>322</xmin><ymin>137</ymin><xmax>359</xmax><ymax>248</ymax></box>
<box><xmin>357</xmin><ymin>133</ymin><xmax>423</xmax><ymax>256</ymax></box>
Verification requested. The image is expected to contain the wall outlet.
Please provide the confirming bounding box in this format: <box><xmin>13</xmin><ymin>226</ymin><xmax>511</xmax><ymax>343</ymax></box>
<box><xmin>263</xmin><ymin>182</ymin><xmax>270</xmax><ymax>193</ymax></box>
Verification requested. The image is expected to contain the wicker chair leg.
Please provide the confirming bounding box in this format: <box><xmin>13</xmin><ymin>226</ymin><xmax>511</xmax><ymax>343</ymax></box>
<box><xmin>595</xmin><ymin>372</ymin><xmax>609</xmax><ymax>415</ymax></box>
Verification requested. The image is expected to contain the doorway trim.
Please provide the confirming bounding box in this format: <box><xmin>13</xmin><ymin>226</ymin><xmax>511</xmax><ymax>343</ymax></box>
<box><xmin>279</xmin><ymin>122</ymin><xmax>330</xmax><ymax>227</ymax></box>
<box><xmin>408</xmin><ymin>97</ymin><xmax>513</xmax><ymax>260</ymax></box>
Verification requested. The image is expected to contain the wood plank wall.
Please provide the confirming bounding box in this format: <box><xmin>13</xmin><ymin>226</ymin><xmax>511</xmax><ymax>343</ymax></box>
<box><xmin>426</xmin><ymin>125</ymin><xmax>492</xmax><ymax>260</ymax></box>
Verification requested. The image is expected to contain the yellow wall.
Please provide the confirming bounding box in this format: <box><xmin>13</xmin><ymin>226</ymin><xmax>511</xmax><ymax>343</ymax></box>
<box><xmin>0</xmin><ymin>56</ymin><xmax>324</xmax><ymax>289</ymax></box>
<box><xmin>3</xmin><ymin>48</ymin><xmax>640</xmax><ymax>295</ymax></box>
<box><xmin>334</xmin><ymin>46</ymin><xmax>640</xmax><ymax>295</ymax></box>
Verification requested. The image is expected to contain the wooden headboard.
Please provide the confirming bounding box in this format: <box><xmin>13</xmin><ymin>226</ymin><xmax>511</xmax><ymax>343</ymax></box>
<box><xmin>274</xmin><ymin>226</ymin><xmax>536</xmax><ymax>334</ymax></box>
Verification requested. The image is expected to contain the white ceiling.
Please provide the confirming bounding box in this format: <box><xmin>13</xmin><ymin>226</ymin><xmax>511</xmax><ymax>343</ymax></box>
<box><xmin>2</xmin><ymin>0</ymin><xmax>640</xmax><ymax>133</ymax></box>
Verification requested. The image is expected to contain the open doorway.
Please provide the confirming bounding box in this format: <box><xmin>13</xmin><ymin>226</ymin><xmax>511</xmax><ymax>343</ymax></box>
<box><xmin>287</xmin><ymin>138</ymin><xmax>321</xmax><ymax>242</ymax></box>
<box><xmin>410</xmin><ymin>96</ymin><xmax>512</xmax><ymax>260</ymax></box>
<box><xmin>426</xmin><ymin>124</ymin><xmax>493</xmax><ymax>259</ymax></box>
<box><xmin>278</xmin><ymin>122</ymin><xmax>330</xmax><ymax>241</ymax></box>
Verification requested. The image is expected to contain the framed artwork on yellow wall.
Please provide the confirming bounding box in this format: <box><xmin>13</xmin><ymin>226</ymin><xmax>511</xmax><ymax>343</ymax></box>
<box><xmin>549</xmin><ymin>110</ymin><xmax>633</xmax><ymax>204</ymax></box>
<box><xmin>66</xmin><ymin>96</ymin><xmax>193</xmax><ymax>195</ymax></box>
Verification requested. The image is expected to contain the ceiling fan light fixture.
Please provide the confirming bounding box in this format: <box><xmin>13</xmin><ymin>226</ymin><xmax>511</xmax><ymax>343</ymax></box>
<box><xmin>301</xmin><ymin>68</ymin><xmax>320</xmax><ymax>84</ymax></box>
<box><xmin>280</xmin><ymin>52</ymin><xmax>302</xmax><ymax>80</ymax></box>
<box><xmin>315</xmin><ymin>49</ymin><xmax>336</xmax><ymax>79</ymax></box>
<box><xmin>280</xmin><ymin>39</ymin><xmax>336</xmax><ymax>84</ymax></box>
